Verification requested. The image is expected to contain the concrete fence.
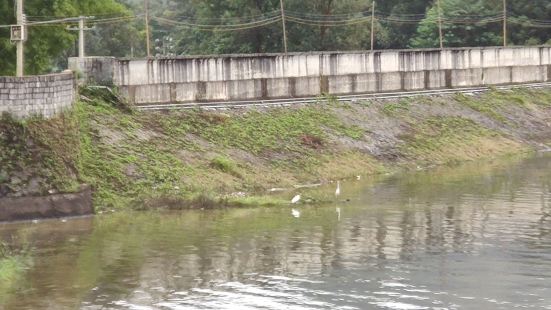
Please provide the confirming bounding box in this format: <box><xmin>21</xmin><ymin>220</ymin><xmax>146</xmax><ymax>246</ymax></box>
<box><xmin>0</xmin><ymin>72</ymin><xmax>76</xmax><ymax>118</ymax></box>
<box><xmin>70</xmin><ymin>46</ymin><xmax>551</xmax><ymax>105</ymax></box>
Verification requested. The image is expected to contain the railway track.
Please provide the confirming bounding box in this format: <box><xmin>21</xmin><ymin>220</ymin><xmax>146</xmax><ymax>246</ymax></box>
<box><xmin>136</xmin><ymin>82</ymin><xmax>551</xmax><ymax>111</ymax></box>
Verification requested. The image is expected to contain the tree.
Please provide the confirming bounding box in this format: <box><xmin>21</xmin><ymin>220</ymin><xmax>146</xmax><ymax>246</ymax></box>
<box><xmin>507</xmin><ymin>0</ymin><xmax>551</xmax><ymax>45</ymax></box>
<box><xmin>378</xmin><ymin>0</ymin><xmax>432</xmax><ymax>49</ymax></box>
<box><xmin>169</xmin><ymin>0</ymin><xmax>282</xmax><ymax>55</ymax></box>
<box><xmin>410</xmin><ymin>0</ymin><xmax>503</xmax><ymax>48</ymax></box>
<box><xmin>0</xmin><ymin>0</ymin><xmax>134</xmax><ymax>75</ymax></box>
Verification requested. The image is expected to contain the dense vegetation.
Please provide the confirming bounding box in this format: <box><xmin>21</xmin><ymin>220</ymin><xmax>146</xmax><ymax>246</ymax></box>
<box><xmin>1</xmin><ymin>0</ymin><xmax>550</xmax><ymax>75</ymax></box>
<box><xmin>0</xmin><ymin>0</ymin><xmax>140</xmax><ymax>75</ymax></box>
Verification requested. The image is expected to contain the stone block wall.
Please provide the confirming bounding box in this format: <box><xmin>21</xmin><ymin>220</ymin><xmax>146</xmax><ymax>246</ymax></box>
<box><xmin>0</xmin><ymin>72</ymin><xmax>76</xmax><ymax>119</ymax></box>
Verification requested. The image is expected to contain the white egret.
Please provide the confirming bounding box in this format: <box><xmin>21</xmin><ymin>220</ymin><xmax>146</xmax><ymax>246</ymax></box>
<box><xmin>291</xmin><ymin>194</ymin><xmax>301</xmax><ymax>204</ymax></box>
<box><xmin>356</xmin><ymin>175</ymin><xmax>361</xmax><ymax>181</ymax></box>
<box><xmin>335</xmin><ymin>181</ymin><xmax>341</xmax><ymax>198</ymax></box>
<box><xmin>291</xmin><ymin>209</ymin><xmax>301</xmax><ymax>218</ymax></box>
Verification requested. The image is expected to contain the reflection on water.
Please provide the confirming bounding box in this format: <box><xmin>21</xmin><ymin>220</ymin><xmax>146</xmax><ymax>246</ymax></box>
<box><xmin>1</xmin><ymin>154</ymin><xmax>551</xmax><ymax>309</ymax></box>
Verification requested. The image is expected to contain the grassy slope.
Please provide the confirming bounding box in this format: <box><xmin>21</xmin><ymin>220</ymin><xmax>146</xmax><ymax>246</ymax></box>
<box><xmin>1</xmin><ymin>88</ymin><xmax>551</xmax><ymax>209</ymax></box>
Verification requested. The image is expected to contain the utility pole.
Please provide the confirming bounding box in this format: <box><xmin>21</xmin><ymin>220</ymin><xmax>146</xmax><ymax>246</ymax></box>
<box><xmin>79</xmin><ymin>17</ymin><xmax>85</xmax><ymax>58</ymax></box>
<box><xmin>145</xmin><ymin>0</ymin><xmax>151</xmax><ymax>57</ymax></box>
<box><xmin>279</xmin><ymin>0</ymin><xmax>288</xmax><ymax>54</ymax></box>
<box><xmin>503</xmin><ymin>0</ymin><xmax>507</xmax><ymax>46</ymax></box>
<box><xmin>370</xmin><ymin>1</ymin><xmax>376</xmax><ymax>51</ymax></box>
<box><xmin>67</xmin><ymin>16</ymin><xmax>94</xmax><ymax>59</ymax></box>
<box><xmin>16</xmin><ymin>0</ymin><xmax>25</xmax><ymax>77</ymax></box>
<box><xmin>436</xmin><ymin>0</ymin><xmax>444</xmax><ymax>49</ymax></box>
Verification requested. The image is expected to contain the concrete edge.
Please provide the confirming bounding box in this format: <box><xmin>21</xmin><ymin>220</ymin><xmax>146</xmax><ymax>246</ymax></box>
<box><xmin>0</xmin><ymin>185</ymin><xmax>94</xmax><ymax>222</ymax></box>
<box><xmin>116</xmin><ymin>45</ymin><xmax>551</xmax><ymax>61</ymax></box>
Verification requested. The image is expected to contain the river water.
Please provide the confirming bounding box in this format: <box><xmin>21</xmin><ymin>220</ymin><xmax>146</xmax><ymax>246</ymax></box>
<box><xmin>1</xmin><ymin>154</ymin><xmax>551</xmax><ymax>310</ymax></box>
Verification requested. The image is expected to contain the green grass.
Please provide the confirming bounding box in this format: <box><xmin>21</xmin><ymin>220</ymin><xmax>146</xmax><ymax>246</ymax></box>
<box><xmin>75</xmin><ymin>99</ymin><xmax>196</xmax><ymax>209</ymax></box>
<box><xmin>0</xmin><ymin>243</ymin><xmax>32</xmax><ymax>304</ymax></box>
<box><xmin>182</xmin><ymin>107</ymin><xmax>364</xmax><ymax>154</ymax></box>
<box><xmin>454</xmin><ymin>89</ymin><xmax>551</xmax><ymax>124</ymax></box>
<box><xmin>210</xmin><ymin>156</ymin><xmax>238</xmax><ymax>175</ymax></box>
<box><xmin>381</xmin><ymin>99</ymin><xmax>411</xmax><ymax>116</ymax></box>
<box><xmin>399</xmin><ymin>116</ymin><xmax>523</xmax><ymax>166</ymax></box>
<box><xmin>454</xmin><ymin>93</ymin><xmax>507</xmax><ymax>122</ymax></box>
<box><xmin>402</xmin><ymin>116</ymin><xmax>491</xmax><ymax>154</ymax></box>
<box><xmin>0</xmin><ymin>111</ymin><xmax>81</xmax><ymax>195</ymax></box>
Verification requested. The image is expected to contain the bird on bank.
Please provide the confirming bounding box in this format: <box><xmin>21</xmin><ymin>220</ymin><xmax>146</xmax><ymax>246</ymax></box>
<box><xmin>291</xmin><ymin>194</ymin><xmax>301</xmax><ymax>204</ymax></box>
<box><xmin>292</xmin><ymin>208</ymin><xmax>301</xmax><ymax>218</ymax></box>
<box><xmin>335</xmin><ymin>181</ymin><xmax>342</xmax><ymax>220</ymax></box>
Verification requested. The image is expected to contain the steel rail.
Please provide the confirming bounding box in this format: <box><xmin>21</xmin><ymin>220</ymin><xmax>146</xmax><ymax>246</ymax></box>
<box><xmin>136</xmin><ymin>82</ymin><xmax>551</xmax><ymax>111</ymax></box>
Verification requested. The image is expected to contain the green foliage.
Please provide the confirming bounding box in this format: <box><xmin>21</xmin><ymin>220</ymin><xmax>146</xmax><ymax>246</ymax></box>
<box><xmin>183</xmin><ymin>108</ymin><xmax>363</xmax><ymax>154</ymax></box>
<box><xmin>0</xmin><ymin>111</ymin><xmax>80</xmax><ymax>196</ymax></box>
<box><xmin>0</xmin><ymin>243</ymin><xmax>32</xmax><ymax>305</ymax></box>
<box><xmin>210</xmin><ymin>156</ymin><xmax>238</xmax><ymax>175</ymax></box>
<box><xmin>400</xmin><ymin>116</ymin><xmax>497</xmax><ymax>163</ymax></box>
<box><xmin>382</xmin><ymin>99</ymin><xmax>411</xmax><ymax>116</ymax></box>
<box><xmin>69</xmin><ymin>96</ymin><xmax>366</xmax><ymax>208</ymax></box>
<box><xmin>455</xmin><ymin>93</ymin><xmax>508</xmax><ymax>123</ymax></box>
<box><xmin>410</xmin><ymin>0</ymin><xmax>502</xmax><ymax>48</ymax></box>
<box><xmin>75</xmin><ymin>99</ymin><xmax>194</xmax><ymax>208</ymax></box>
<box><xmin>127</xmin><ymin>0</ymin><xmax>549</xmax><ymax>54</ymax></box>
<box><xmin>454</xmin><ymin>89</ymin><xmax>551</xmax><ymax>124</ymax></box>
<box><xmin>0</xmin><ymin>0</ymin><xmax>134</xmax><ymax>75</ymax></box>
<box><xmin>507</xmin><ymin>0</ymin><xmax>551</xmax><ymax>46</ymax></box>
<box><xmin>1</xmin><ymin>0</ymin><xmax>550</xmax><ymax>75</ymax></box>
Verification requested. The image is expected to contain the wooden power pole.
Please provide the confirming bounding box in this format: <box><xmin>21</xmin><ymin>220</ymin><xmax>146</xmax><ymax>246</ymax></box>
<box><xmin>145</xmin><ymin>0</ymin><xmax>151</xmax><ymax>57</ymax></box>
<box><xmin>371</xmin><ymin>1</ymin><xmax>376</xmax><ymax>51</ymax></box>
<box><xmin>503</xmin><ymin>0</ymin><xmax>507</xmax><ymax>46</ymax></box>
<box><xmin>436</xmin><ymin>0</ymin><xmax>444</xmax><ymax>49</ymax></box>
<box><xmin>280</xmin><ymin>0</ymin><xmax>288</xmax><ymax>54</ymax></box>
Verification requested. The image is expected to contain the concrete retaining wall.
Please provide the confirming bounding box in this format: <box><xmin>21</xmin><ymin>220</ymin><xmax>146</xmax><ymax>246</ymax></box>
<box><xmin>69</xmin><ymin>57</ymin><xmax>116</xmax><ymax>86</ymax></box>
<box><xmin>0</xmin><ymin>72</ymin><xmax>76</xmax><ymax>118</ymax></box>
<box><xmin>0</xmin><ymin>186</ymin><xmax>93</xmax><ymax>222</ymax></box>
<box><xmin>70</xmin><ymin>46</ymin><xmax>551</xmax><ymax>105</ymax></box>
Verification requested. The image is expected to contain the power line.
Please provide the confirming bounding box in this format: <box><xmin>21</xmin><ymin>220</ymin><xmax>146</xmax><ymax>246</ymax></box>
<box><xmin>153</xmin><ymin>16</ymin><xmax>282</xmax><ymax>32</ymax></box>
<box><xmin>154</xmin><ymin>15</ymin><xmax>280</xmax><ymax>28</ymax></box>
<box><xmin>166</xmin><ymin>10</ymin><xmax>281</xmax><ymax>23</ymax></box>
<box><xmin>285</xmin><ymin>15</ymin><xmax>372</xmax><ymax>26</ymax></box>
<box><xmin>1</xmin><ymin>11</ymin><xmax>551</xmax><ymax>32</ymax></box>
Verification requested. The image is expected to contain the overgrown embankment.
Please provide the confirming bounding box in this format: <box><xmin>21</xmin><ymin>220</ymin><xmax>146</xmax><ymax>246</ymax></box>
<box><xmin>2</xmin><ymin>88</ymin><xmax>551</xmax><ymax>209</ymax></box>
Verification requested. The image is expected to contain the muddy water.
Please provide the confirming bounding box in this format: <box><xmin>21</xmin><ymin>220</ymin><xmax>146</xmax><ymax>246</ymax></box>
<box><xmin>1</xmin><ymin>154</ymin><xmax>551</xmax><ymax>310</ymax></box>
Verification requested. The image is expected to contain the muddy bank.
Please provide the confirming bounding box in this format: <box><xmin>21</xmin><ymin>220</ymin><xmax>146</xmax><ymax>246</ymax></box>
<box><xmin>1</xmin><ymin>87</ymin><xmax>551</xmax><ymax>210</ymax></box>
<box><xmin>0</xmin><ymin>186</ymin><xmax>93</xmax><ymax>222</ymax></box>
